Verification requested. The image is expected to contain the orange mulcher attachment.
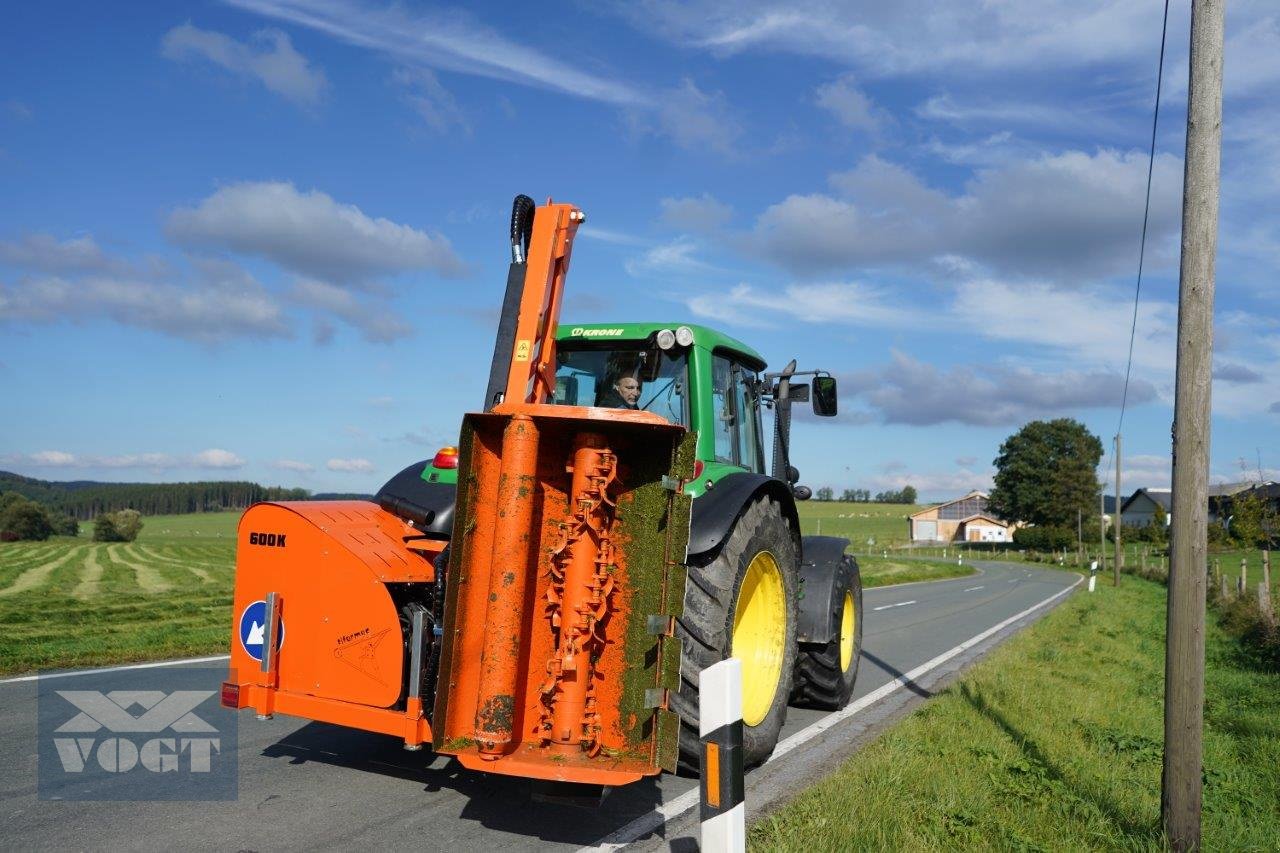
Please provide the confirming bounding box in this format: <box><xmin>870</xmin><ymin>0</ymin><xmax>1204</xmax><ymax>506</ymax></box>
<box><xmin>433</xmin><ymin>405</ymin><xmax>693</xmax><ymax>785</ymax></box>
<box><xmin>430</xmin><ymin>196</ymin><xmax>694</xmax><ymax>784</ymax></box>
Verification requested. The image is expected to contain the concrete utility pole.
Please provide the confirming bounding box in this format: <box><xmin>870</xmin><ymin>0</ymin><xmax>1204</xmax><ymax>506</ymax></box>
<box><xmin>1098</xmin><ymin>484</ymin><xmax>1107</xmax><ymax>580</ymax></box>
<box><xmin>1163</xmin><ymin>0</ymin><xmax>1224</xmax><ymax>849</ymax></box>
<box><xmin>1115</xmin><ymin>434</ymin><xmax>1123</xmax><ymax>584</ymax></box>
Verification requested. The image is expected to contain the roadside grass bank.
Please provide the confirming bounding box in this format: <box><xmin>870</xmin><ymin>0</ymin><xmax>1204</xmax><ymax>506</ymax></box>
<box><xmin>748</xmin><ymin>574</ymin><xmax>1280</xmax><ymax>851</ymax></box>
<box><xmin>858</xmin><ymin>554</ymin><xmax>975</xmax><ymax>588</ymax></box>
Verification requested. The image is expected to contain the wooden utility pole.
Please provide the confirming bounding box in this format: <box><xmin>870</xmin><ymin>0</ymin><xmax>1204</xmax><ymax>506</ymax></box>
<box><xmin>1163</xmin><ymin>0</ymin><xmax>1224</xmax><ymax>849</ymax></box>
<box><xmin>1115</xmin><ymin>434</ymin><xmax>1124</xmax><ymax>584</ymax></box>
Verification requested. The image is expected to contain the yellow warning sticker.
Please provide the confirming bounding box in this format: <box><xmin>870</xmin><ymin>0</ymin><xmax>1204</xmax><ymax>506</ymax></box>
<box><xmin>514</xmin><ymin>339</ymin><xmax>531</xmax><ymax>362</ymax></box>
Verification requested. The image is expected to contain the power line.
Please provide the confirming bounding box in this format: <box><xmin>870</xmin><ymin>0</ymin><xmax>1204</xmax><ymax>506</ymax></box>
<box><xmin>1118</xmin><ymin>0</ymin><xmax>1172</xmax><ymax>436</ymax></box>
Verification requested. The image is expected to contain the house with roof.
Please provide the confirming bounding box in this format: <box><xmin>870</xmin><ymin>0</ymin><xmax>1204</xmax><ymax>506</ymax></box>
<box><xmin>1120</xmin><ymin>488</ymin><xmax>1171</xmax><ymax>527</ymax></box>
<box><xmin>908</xmin><ymin>490</ymin><xmax>1013</xmax><ymax>543</ymax></box>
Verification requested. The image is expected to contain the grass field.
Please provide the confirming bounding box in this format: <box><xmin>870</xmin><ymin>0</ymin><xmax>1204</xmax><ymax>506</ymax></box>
<box><xmin>748</xmin><ymin>574</ymin><xmax>1280</xmax><ymax>851</ymax></box>
<box><xmin>796</xmin><ymin>501</ymin><xmax>919</xmax><ymax>547</ymax></box>
<box><xmin>0</xmin><ymin>513</ymin><xmax>239</xmax><ymax>674</ymax></box>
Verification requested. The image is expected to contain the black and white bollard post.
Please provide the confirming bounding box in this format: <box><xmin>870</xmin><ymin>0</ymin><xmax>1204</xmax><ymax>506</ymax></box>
<box><xmin>700</xmin><ymin>658</ymin><xmax>745</xmax><ymax>852</ymax></box>
<box><xmin>1089</xmin><ymin>560</ymin><xmax>1098</xmax><ymax>593</ymax></box>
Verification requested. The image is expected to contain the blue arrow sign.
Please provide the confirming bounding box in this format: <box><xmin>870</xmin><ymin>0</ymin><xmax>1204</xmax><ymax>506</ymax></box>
<box><xmin>238</xmin><ymin>600</ymin><xmax>284</xmax><ymax>662</ymax></box>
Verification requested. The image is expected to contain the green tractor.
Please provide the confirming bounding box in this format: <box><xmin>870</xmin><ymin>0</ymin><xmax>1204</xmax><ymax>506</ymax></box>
<box><xmin>377</xmin><ymin>320</ymin><xmax>863</xmax><ymax>771</ymax></box>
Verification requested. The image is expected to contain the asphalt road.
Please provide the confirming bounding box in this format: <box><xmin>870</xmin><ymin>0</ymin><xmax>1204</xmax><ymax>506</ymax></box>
<box><xmin>0</xmin><ymin>561</ymin><xmax>1079</xmax><ymax>852</ymax></box>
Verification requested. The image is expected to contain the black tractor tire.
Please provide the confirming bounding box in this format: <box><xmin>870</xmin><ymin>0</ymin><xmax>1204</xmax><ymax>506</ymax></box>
<box><xmin>670</xmin><ymin>495</ymin><xmax>799</xmax><ymax>776</ymax></box>
<box><xmin>792</xmin><ymin>555</ymin><xmax>863</xmax><ymax>711</ymax></box>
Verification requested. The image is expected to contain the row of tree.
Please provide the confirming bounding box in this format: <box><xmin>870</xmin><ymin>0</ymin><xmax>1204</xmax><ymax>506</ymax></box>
<box><xmin>0</xmin><ymin>471</ymin><xmax>309</xmax><ymax>520</ymax></box>
<box><xmin>812</xmin><ymin>486</ymin><xmax>918</xmax><ymax>504</ymax></box>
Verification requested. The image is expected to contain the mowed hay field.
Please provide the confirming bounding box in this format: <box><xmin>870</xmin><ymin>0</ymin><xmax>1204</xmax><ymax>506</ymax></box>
<box><xmin>0</xmin><ymin>513</ymin><xmax>239</xmax><ymax>675</ymax></box>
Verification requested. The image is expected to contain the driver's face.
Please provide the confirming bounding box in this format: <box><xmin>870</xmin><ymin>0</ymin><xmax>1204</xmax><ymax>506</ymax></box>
<box><xmin>615</xmin><ymin>377</ymin><xmax>641</xmax><ymax>405</ymax></box>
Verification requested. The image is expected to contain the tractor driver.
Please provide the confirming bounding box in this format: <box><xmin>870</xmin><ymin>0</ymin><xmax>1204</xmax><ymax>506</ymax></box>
<box><xmin>598</xmin><ymin>374</ymin><xmax>642</xmax><ymax>409</ymax></box>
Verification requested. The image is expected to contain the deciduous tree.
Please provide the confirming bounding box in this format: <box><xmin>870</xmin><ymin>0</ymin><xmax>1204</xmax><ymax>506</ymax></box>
<box><xmin>988</xmin><ymin>419</ymin><xmax>1103</xmax><ymax>527</ymax></box>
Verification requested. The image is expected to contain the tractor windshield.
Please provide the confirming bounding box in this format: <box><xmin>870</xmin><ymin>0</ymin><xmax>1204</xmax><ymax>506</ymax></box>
<box><xmin>553</xmin><ymin>344</ymin><xmax>689</xmax><ymax>426</ymax></box>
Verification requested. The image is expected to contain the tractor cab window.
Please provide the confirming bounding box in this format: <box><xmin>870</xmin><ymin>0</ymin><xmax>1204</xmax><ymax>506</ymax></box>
<box><xmin>553</xmin><ymin>343</ymin><xmax>689</xmax><ymax>426</ymax></box>
<box><xmin>711</xmin><ymin>354</ymin><xmax>765</xmax><ymax>473</ymax></box>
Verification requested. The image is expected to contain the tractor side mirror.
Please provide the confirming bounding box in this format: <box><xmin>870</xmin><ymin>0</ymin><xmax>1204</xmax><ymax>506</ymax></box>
<box><xmin>788</xmin><ymin>383</ymin><xmax>810</xmax><ymax>403</ymax></box>
<box><xmin>812</xmin><ymin>376</ymin><xmax>838</xmax><ymax>417</ymax></box>
<box><xmin>787</xmin><ymin>465</ymin><xmax>800</xmax><ymax>485</ymax></box>
<box><xmin>793</xmin><ymin>485</ymin><xmax>813</xmax><ymax>501</ymax></box>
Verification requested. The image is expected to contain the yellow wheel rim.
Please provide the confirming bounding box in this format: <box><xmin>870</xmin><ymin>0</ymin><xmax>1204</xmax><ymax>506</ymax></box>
<box><xmin>839</xmin><ymin>591</ymin><xmax>856</xmax><ymax>672</ymax></box>
<box><xmin>731</xmin><ymin>551</ymin><xmax>787</xmax><ymax>727</ymax></box>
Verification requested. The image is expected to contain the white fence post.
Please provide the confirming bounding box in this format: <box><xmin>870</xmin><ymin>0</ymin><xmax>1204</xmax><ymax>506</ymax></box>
<box><xmin>700</xmin><ymin>658</ymin><xmax>745</xmax><ymax>852</ymax></box>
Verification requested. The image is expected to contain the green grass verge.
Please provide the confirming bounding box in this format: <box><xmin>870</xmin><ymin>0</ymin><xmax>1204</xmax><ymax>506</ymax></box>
<box><xmin>859</xmin><ymin>555</ymin><xmax>976</xmax><ymax>588</ymax></box>
<box><xmin>748</xmin><ymin>575</ymin><xmax>1280</xmax><ymax>851</ymax></box>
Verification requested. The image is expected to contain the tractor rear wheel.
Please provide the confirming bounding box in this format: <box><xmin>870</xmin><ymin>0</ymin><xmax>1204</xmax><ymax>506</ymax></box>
<box><xmin>671</xmin><ymin>495</ymin><xmax>798</xmax><ymax>775</ymax></box>
<box><xmin>792</xmin><ymin>555</ymin><xmax>863</xmax><ymax>710</ymax></box>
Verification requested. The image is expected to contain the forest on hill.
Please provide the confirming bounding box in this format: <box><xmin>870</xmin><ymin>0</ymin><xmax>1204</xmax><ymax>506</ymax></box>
<box><xmin>0</xmin><ymin>470</ymin><xmax>341</xmax><ymax>519</ymax></box>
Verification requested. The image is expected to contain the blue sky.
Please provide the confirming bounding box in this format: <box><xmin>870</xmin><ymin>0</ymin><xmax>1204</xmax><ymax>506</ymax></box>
<box><xmin>2</xmin><ymin>0</ymin><xmax>1278</xmax><ymax>500</ymax></box>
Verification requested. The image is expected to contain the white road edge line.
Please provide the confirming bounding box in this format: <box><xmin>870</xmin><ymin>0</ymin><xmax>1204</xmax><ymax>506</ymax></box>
<box><xmin>872</xmin><ymin>600</ymin><xmax>917</xmax><ymax>611</ymax></box>
<box><xmin>579</xmin><ymin>573</ymin><xmax>1083</xmax><ymax>853</ymax></box>
<box><xmin>963</xmin><ymin>586</ymin><xmax>985</xmax><ymax>592</ymax></box>
<box><xmin>0</xmin><ymin>654</ymin><xmax>230</xmax><ymax>686</ymax></box>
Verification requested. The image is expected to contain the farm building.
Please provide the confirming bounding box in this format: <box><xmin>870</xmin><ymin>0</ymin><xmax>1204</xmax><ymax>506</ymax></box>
<box><xmin>1120</xmin><ymin>488</ymin><xmax>1171</xmax><ymax>527</ymax></box>
<box><xmin>908</xmin><ymin>491</ymin><xmax>1013</xmax><ymax>543</ymax></box>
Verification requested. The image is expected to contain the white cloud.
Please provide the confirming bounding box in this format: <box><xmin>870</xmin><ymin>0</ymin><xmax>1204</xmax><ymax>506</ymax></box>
<box><xmin>1213</xmin><ymin>362</ymin><xmax>1264</xmax><ymax>384</ymax></box>
<box><xmin>225</xmin><ymin>1</ymin><xmax>746</xmax><ymax>153</ymax></box>
<box><xmin>3</xmin><ymin>449</ymin><xmax>246</xmax><ymax>470</ymax></box>
<box><xmin>862</xmin><ymin>467</ymin><xmax>994</xmax><ymax>499</ymax></box>
<box><xmin>686</xmin><ymin>281</ymin><xmax>919</xmax><ymax>329</ymax></box>
<box><xmin>161</xmin><ymin>23</ymin><xmax>327</xmax><ymax>106</ymax></box>
<box><xmin>393</xmin><ymin>67</ymin><xmax>469</xmax><ymax>134</ymax></box>
<box><xmin>950</xmin><ymin>278</ymin><xmax>1176</xmax><ymax>372</ymax></box>
<box><xmin>327</xmin><ymin>457</ymin><xmax>375</xmax><ymax>473</ymax></box>
<box><xmin>0</xmin><ymin>234</ymin><xmax>111</xmax><ymax>273</ymax></box>
<box><xmin>650</xmin><ymin>79</ymin><xmax>742</xmax><ymax>154</ymax></box>
<box><xmin>30</xmin><ymin>450</ymin><xmax>76</xmax><ymax>467</ymax></box>
<box><xmin>577</xmin><ymin>227</ymin><xmax>651</xmax><ymax>247</ymax></box>
<box><xmin>167</xmin><ymin>181</ymin><xmax>467</xmax><ymax>284</ymax></box>
<box><xmin>192</xmin><ymin>448</ymin><xmax>246</xmax><ymax>468</ymax></box>
<box><xmin>814</xmin><ymin>74</ymin><xmax>885</xmax><ymax>133</ymax></box>
<box><xmin>611</xmin><ymin>1</ymin><xmax>1178</xmax><ymax>77</ymax></box>
<box><xmin>290</xmin><ymin>277</ymin><xmax>411</xmax><ymax>343</ymax></box>
<box><xmin>751</xmin><ymin>149</ymin><xmax>1183</xmax><ymax>281</ymax></box>
<box><xmin>272</xmin><ymin>459</ymin><xmax>315</xmax><ymax>472</ymax></box>
<box><xmin>626</xmin><ymin>237</ymin><xmax>720</xmax><ymax>278</ymax></box>
<box><xmin>841</xmin><ymin>350</ymin><xmax>1157</xmax><ymax>427</ymax></box>
<box><xmin>224</xmin><ymin>0</ymin><xmax>648</xmax><ymax>106</ymax></box>
<box><xmin>0</xmin><ymin>267</ymin><xmax>290</xmax><ymax>344</ymax></box>
<box><xmin>660</xmin><ymin>194</ymin><xmax>733</xmax><ymax>231</ymax></box>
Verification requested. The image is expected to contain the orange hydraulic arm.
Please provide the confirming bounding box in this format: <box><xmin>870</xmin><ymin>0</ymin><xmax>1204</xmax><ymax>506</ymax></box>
<box><xmin>483</xmin><ymin>197</ymin><xmax>585</xmax><ymax>410</ymax></box>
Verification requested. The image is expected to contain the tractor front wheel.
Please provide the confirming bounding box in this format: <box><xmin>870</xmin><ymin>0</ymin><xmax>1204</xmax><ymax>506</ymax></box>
<box><xmin>671</xmin><ymin>495</ymin><xmax>798</xmax><ymax>775</ymax></box>
<box><xmin>792</xmin><ymin>555</ymin><xmax>863</xmax><ymax>710</ymax></box>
